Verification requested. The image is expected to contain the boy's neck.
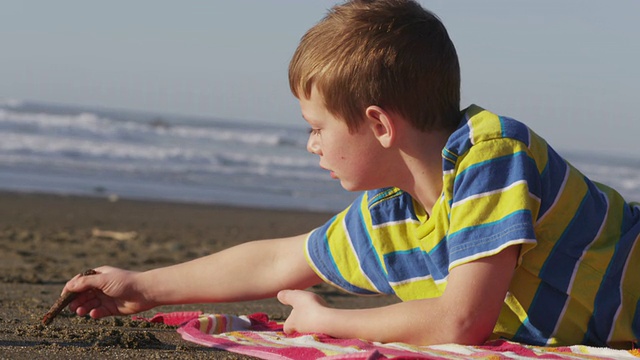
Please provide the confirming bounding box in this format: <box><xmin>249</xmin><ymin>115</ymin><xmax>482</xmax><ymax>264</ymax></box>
<box><xmin>394</xmin><ymin>128</ymin><xmax>451</xmax><ymax>215</ymax></box>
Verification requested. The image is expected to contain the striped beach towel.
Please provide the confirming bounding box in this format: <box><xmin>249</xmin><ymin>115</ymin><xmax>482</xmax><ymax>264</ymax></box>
<box><xmin>135</xmin><ymin>312</ymin><xmax>640</xmax><ymax>359</ymax></box>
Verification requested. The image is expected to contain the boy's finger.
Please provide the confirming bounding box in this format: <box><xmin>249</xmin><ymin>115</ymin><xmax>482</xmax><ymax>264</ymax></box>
<box><xmin>276</xmin><ymin>289</ymin><xmax>293</xmax><ymax>305</ymax></box>
<box><xmin>65</xmin><ymin>272</ymin><xmax>102</xmax><ymax>294</ymax></box>
<box><xmin>278</xmin><ymin>289</ymin><xmax>320</xmax><ymax>307</ymax></box>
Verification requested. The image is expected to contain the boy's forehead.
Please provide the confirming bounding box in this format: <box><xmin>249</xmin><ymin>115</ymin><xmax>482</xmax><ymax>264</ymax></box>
<box><xmin>299</xmin><ymin>103</ymin><xmax>316</xmax><ymax>124</ymax></box>
<box><xmin>299</xmin><ymin>87</ymin><xmax>326</xmax><ymax>122</ymax></box>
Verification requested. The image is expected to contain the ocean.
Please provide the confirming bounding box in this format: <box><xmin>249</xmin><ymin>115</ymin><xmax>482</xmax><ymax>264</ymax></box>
<box><xmin>1</xmin><ymin>99</ymin><xmax>639</xmax><ymax>212</ymax></box>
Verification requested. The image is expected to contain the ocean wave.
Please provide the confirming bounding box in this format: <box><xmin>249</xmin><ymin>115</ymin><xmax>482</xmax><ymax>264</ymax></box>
<box><xmin>0</xmin><ymin>108</ymin><xmax>306</xmax><ymax>148</ymax></box>
<box><xmin>0</xmin><ymin>98</ymin><xmax>23</xmax><ymax>108</ymax></box>
<box><xmin>0</xmin><ymin>130</ymin><xmax>311</xmax><ymax>164</ymax></box>
<box><xmin>0</xmin><ymin>150</ymin><xmax>328</xmax><ymax>184</ymax></box>
<box><xmin>0</xmin><ymin>100</ymin><xmax>344</xmax><ymax>210</ymax></box>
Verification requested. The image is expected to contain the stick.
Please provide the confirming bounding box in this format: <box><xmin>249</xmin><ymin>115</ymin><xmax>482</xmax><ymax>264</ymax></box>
<box><xmin>42</xmin><ymin>269</ymin><xmax>98</xmax><ymax>325</ymax></box>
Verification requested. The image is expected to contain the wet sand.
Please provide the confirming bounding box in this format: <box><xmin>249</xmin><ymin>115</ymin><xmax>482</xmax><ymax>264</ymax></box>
<box><xmin>0</xmin><ymin>191</ymin><xmax>398</xmax><ymax>359</ymax></box>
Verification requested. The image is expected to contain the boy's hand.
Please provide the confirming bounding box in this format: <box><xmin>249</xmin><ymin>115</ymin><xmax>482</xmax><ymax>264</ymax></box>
<box><xmin>278</xmin><ymin>246</ymin><xmax>520</xmax><ymax>345</ymax></box>
<box><xmin>277</xmin><ymin>289</ymin><xmax>329</xmax><ymax>334</ymax></box>
<box><xmin>64</xmin><ymin>266</ymin><xmax>153</xmax><ymax>319</ymax></box>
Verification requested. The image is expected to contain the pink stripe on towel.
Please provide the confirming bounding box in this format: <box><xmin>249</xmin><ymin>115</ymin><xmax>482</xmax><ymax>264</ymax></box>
<box><xmin>135</xmin><ymin>312</ymin><xmax>640</xmax><ymax>359</ymax></box>
<box><xmin>132</xmin><ymin>311</ymin><xmax>202</xmax><ymax>326</ymax></box>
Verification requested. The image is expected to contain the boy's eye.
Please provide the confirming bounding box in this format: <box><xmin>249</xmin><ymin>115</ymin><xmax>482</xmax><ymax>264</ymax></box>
<box><xmin>309</xmin><ymin>128</ymin><xmax>321</xmax><ymax>136</ymax></box>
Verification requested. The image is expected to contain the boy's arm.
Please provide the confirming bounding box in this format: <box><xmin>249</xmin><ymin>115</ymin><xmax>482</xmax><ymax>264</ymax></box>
<box><xmin>279</xmin><ymin>245</ymin><xmax>520</xmax><ymax>346</ymax></box>
<box><xmin>66</xmin><ymin>233</ymin><xmax>321</xmax><ymax>318</ymax></box>
<box><xmin>143</xmin><ymin>233</ymin><xmax>321</xmax><ymax>304</ymax></box>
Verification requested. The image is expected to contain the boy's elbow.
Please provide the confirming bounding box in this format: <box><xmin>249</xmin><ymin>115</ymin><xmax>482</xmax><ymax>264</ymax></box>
<box><xmin>409</xmin><ymin>312</ymin><xmax>494</xmax><ymax>346</ymax></box>
<box><xmin>446</xmin><ymin>321</ymin><xmax>493</xmax><ymax>345</ymax></box>
<box><xmin>438</xmin><ymin>312</ymin><xmax>495</xmax><ymax>345</ymax></box>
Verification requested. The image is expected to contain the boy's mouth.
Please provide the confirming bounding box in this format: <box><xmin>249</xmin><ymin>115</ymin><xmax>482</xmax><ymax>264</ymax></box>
<box><xmin>320</xmin><ymin>165</ymin><xmax>338</xmax><ymax>179</ymax></box>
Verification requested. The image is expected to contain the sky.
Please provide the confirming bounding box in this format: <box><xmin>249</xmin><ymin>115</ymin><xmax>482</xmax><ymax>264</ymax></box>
<box><xmin>1</xmin><ymin>1</ymin><xmax>639</xmax><ymax>156</ymax></box>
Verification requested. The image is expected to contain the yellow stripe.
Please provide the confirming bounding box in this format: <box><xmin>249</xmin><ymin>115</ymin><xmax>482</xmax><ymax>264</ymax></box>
<box><xmin>449</xmin><ymin>183</ymin><xmax>537</xmax><ymax>235</ymax></box>
<box><xmin>535</xmin><ymin>165</ymin><xmax>587</xmax><ymax>250</ymax></box>
<box><xmin>553</xmin><ymin>185</ymin><xmax>624</xmax><ymax>344</ymax></box>
<box><xmin>467</xmin><ymin>108</ymin><xmax>502</xmax><ymax>145</ymax></box>
<box><xmin>370</xmin><ymin>222</ymin><xmax>419</xmax><ymax>254</ymax></box>
<box><xmin>200</xmin><ymin>317</ymin><xmax>211</xmax><ymax>333</ymax></box>
<box><xmin>607</xmin><ymin>216</ymin><xmax>640</xmax><ymax>344</ymax></box>
<box><xmin>528</xmin><ymin>130</ymin><xmax>548</xmax><ymax>174</ymax></box>
<box><xmin>417</xmin><ymin>193</ymin><xmax>449</xmax><ymax>254</ymax></box>
<box><xmin>393</xmin><ymin>278</ymin><xmax>442</xmax><ymax>301</ymax></box>
<box><xmin>325</xmin><ymin>204</ymin><xmax>378</xmax><ymax>292</ymax></box>
<box><xmin>511</xmin><ymin>266</ymin><xmax>543</xmax><ymax>315</ymax></box>
<box><xmin>455</xmin><ymin>137</ymin><xmax>529</xmax><ymax>173</ymax></box>
<box><xmin>494</xmin><ymin>291</ymin><xmax>533</xmax><ymax>339</ymax></box>
<box><xmin>304</xmin><ymin>232</ymin><xmax>337</xmax><ymax>288</ymax></box>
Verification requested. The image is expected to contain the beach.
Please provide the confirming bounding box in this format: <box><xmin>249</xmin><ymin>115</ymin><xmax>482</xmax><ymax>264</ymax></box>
<box><xmin>0</xmin><ymin>191</ymin><xmax>399</xmax><ymax>359</ymax></box>
<box><xmin>2</xmin><ymin>102</ymin><xmax>639</xmax><ymax>360</ymax></box>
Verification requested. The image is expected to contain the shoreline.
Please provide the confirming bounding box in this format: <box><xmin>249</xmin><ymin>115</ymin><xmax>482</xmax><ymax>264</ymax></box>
<box><xmin>0</xmin><ymin>190</ymin><xmax>398</xmax><ymax>359</ymax></box>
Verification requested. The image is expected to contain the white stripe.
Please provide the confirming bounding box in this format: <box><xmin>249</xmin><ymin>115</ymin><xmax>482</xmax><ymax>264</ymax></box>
<box><xmin>451</xmin><ymin>180</ymin><xmax>540</xmax><ymax>209</ymax></box>
<box><xmin>448</xmin><ymin>239</ymin><xmax>536</xmax><ymax>270</ymax></box>
<box><xmin>467</xmin><ymin>118</ymin><xmax>475</xmax><ymax>145</ymax></box>
<box><xmin>304</xmin><ymin>231</ymin><xmax>345</xmax><ymax>290</ymax></box>
<box><xmin>607</xmin><ymin>232</ymin><xmax>640</xmax><ymax>343</ymax></box>
<box><xmin>388</xmin><ymin>274</ymin><xmax>433</xmax><ymax>287</ymax></box>
<box><xmin>343</xmin><ymin>216</ymin><xmax>381</xmax><ymax>293</ymax></box>
<box><xmin>254</xmin><ymin>333</ymin><xmax>362</xmax><ymax>353</ymax></box>
<box><xmin>305</xmin><ymin>229</ymin><xmax>379</xmax><ymax>296</ymax></box>
<box><xmin>434</xmin><ymin>277</ymin><xmax>448</xmax><ymax>287</ymax></box>
<box><xmin>536</xmin><ymin>165</ymin><xmax>571</xmax><ymax>225</ymax></box>
<box><xmin>371</xmin><ymin>217</ymin><xmax>420</xmax><ymax>229</ymax></box>
<box><xmin>547</xmin><ymin>193</ymin><xmax>610</xmax><ymax>345</ymax></box>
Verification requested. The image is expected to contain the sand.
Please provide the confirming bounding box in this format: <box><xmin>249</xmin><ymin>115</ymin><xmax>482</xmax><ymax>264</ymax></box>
<box><xmin>0</xmin><ymin>191</ymin><xmax>398</xmax><ymax>359</ymax></box>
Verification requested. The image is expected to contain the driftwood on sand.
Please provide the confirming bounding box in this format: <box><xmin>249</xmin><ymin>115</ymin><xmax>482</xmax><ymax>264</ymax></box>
<box><xmin>42</xmin><ymin>269</ymin><xmax>98</xmax><ymax>325</ymax></box>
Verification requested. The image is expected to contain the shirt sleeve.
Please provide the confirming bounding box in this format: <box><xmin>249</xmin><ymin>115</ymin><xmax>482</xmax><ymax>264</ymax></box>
<box><xmin>305</xmin><ymin>192</ymin><xmax>383</xmax><ymax>295</ymax></box>
<box><xmin>443</xmin><ymin>138</ymin><xmax>540</xmax><ymax>270</ymax></box>
<box><xmin>305</xmin><ymin>189</ymin><xmax>417</xmax><ymax>296</ymax></box>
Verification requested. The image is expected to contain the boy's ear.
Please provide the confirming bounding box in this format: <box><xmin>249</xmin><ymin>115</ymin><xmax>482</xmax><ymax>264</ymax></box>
<box><xmin>365</xmin><ymin>105</ymin><xmax>395</xmax><ymax>148</ymax></box>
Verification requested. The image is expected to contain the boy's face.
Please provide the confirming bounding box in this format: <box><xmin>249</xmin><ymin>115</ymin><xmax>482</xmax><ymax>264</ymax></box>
<box><xmin>300</xmin><ymin>87</ymin><xmax>386</xmax><ymax>192</ymax></box>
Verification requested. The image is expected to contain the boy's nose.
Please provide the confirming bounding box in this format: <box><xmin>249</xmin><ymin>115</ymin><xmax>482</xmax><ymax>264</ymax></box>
<box><xmin>307</xmin><ymin>135</ymin><xmax>321</xmax><ymax>155</ymax></box>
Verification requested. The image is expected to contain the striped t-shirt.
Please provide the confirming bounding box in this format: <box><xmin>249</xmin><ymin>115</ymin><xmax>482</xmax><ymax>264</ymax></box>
<box><xmin>305</xmin><ymin>105</ymin><xmax>640</xmax><ymax>347</ymax></box>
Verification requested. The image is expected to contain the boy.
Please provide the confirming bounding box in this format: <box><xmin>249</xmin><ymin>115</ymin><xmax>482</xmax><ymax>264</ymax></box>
<box><xmin>65</xmin><ymin>0</ymin><xmax>640</xmax><ymax>348</ymax></box>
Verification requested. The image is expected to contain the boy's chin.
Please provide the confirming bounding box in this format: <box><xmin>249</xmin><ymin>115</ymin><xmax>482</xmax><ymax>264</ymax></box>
<box><xmin>339</xmin><ymin>180</ymin><xmax>370</xmax><ymax>193</ymax></box>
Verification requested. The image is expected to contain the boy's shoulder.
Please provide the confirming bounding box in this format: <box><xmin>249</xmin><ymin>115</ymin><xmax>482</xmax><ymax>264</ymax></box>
<box><xmin>445</xmin><ymin>105</ymin><xmax>535</xmax><ymax>163</ymax></box>
<box><xmin>362</xmin><ymin>188</ymin><xmax>423</xmax><ymax>226</ymax></box>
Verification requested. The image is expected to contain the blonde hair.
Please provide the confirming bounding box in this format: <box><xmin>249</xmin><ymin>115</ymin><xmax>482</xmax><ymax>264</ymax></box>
<box><xmin>289</xmin><ymin>0</ymin><xmax>460</xmax><ymax>132</ymax></box>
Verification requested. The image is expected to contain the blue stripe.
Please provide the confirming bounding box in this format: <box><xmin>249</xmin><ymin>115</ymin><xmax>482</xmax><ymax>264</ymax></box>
<box><xmin>513</xmin><ymin>283</ymin><xmax>568</xmax><ymax>345</ymax></box>
<box><xmin>519</xmin><ymin>181</ymin><xmax>607</xmax><ymax>344</ymax></box>
<box><xmin>383</xmin><ymin>248</ymin><xmax>431</xmax><ymax>283</ymax></box>
<box><xmin>446</xmin><ymin>210</ymin><xmax>534</xmax><ymax>262</ymax></box>
<box><xmin>368</xmin><ymin>190</ymin><xmax>418</xmax><ymax>226</ymax></box>
<box><xmin>584</xmin><ymin>210</ymin><xmax>640</xmax><ymax>345</ymax></box>
<box><xmin>442</xmin><ymin>148</ymin><xmax>458</xmax><ymax>170</ymax></box>
<box><xmin>445</xmin><ymin>117</ymin><xmax>473</xmax><ymax>161</ymax></box>
<box><xmin>426</xmin><ymin>210</ymin><xmax>534</xmax><ymax>281</ymax></box>
<box><xmin>453</xmin><ymin>151</ymin><xmax>539</xmax><ymax>202</ymax></box>
<box><xmin>537</xmin><ymin>146</ymin><xmax>568</xmax><ymax>220</ymax></box>
<box><xmin>516</xmin><ymin>194</ymin><xmax>592</xmax><ymax>343</ymax></box>
<box><xmin>632</xmin><ymin>299</ymin><xmax>640</xmax><ymax>343</ymax></box>
<box><xmin>499</xmin><ymin>116</ymin><xmax>531</xmax><ymax>147</ymax></box>
<box><xmin>499</xmin><ymin>116</ymin><xmax>506</xmax><ymax>138</ymax></box>
<box><xmin>422</xmin><ymin>238</ymin><xmax>449</xmax><ymax>281</ymax></box>
<box><xmin>538</xmin><ymin>180</ymin><xmax>606</xmax><ymax>291</ymax></box>
<box><xmin>515</xmin><ymin>318</ymin><xmax>549</xmax><ymax>345</ymax></box>
<box><xmin>367</xmin><ymin>188</ymin><xmax>398</xmax><ymax>208</ymax></box>
<box><xmin>341</xmin><ymin>205</ymin><xmax>394</xmax><ymax>294</ymax></box>
<box><xmin>306</xmin><ymin>225</ymin><xmax>377</xmax><ymax>295</ymax></box>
